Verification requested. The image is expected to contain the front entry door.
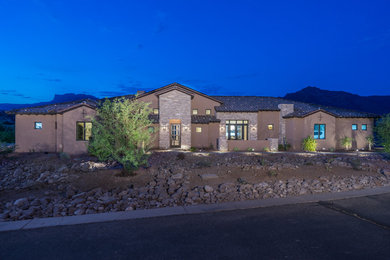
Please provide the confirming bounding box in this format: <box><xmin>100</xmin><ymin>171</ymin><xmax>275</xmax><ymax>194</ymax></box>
<box><xmin>170</xmin><ymin>124</ymin><xmax>181</xmax><ymax>147</ymax></box>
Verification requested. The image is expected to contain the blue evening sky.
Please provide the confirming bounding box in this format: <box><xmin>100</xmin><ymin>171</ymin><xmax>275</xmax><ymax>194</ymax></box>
<box><xmin>1</xmin><ymin>0</ymin><xmax>390</xmax><ymax>103</ymax></box>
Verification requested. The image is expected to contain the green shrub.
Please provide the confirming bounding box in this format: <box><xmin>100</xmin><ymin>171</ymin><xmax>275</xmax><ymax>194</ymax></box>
<box><xmin>302</xmin><ymin>136</ymin><xmax>317</xmax><ymax>152</ymax></box>
<box><xmin>247</xmin><ymin>147</ymin><xmax>254</xmax><ymax>152</ymax></box>
<box><xmin>233</xmin><ymin>147</ymin><xmax>239</xmax><ymax>152</ymax></box>
<box><xmin>278</xmin><ymin>143</ymin><xmax>291</xmax><ymax>151</ymax></box>
<box><xmin>0</xmin><ymin>124</ymin><xmax>14</xmax><ymax>143</ymax></box>
<box><xmin>267</xmin><ymin>170</ymin><xmax>278</xmax><ymax>177</ymax></box>
<box><xmin>341</xmin><ymin>137</ymin><xmax>353</xmax><ymax>150</ymax></box>
<box><xmin>366</xmin><ymin>136</ymin><xmax>374</xmax><ymax>151</ymax></box>
<box><xmin>376</xmin><ymin>114</ymin><xmax>390</xmax><ymax>154</ymax></box>
<box><xmin>350</xmin><ymin>158</ymin><xmax>362</xmax><ymax>170</ymax></box>
<box><xmin>88</xmin><ymin>97</ymin><xmax>154</xmax><ymax>174</ymax></box>
<box><xmin>263</xmin><ymin>147</ymin><xmax>270</xmax><ymax>152</ymax></box>
<box><xmin>190</xmin><ymin>147</ymin><xmax>196</xmax><ymax>152</ymax></box>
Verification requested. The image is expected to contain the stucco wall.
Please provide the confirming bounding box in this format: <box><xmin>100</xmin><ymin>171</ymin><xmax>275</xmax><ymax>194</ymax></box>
<box><xmin>138</xmin><ymin>94</ymin><xmax>159</xmax><ymax>110</ymax></box>
<box><xmin>227</xmin><ymin>140</ymin><xmax>271</xmax><ymax>151</ymax></box>
<box><xmin>191</xmin><ymin>124</ymin><xmax>210</xmax><ymax>148</ymax></box>
<box><xmin>61</xmin><ymin>106</ymin><xmax>96</xmax><ymax>154</ymax></box>
<box><xmin>191</xmin><ymin>94</ymin><xmax>220</xmax><ymax>115</ymax></box>
<box><xmin>335</xmin><ymin>118</ymin><xmax>374</xmax><ymax>150</ymax></box>
<box><xmin>159</xmin><ymin>90</ymin><xmax>191</xmax><ymax>149</ymax></box>
<box><xmin>216</xmin><ymin>112</ymin><xmax>258</xmax><ymax>151</ymax></box>
<box><xmin>15</xmin><ymin>114</ymin><xmax>57</xmax><ymax>152</ymax></box>
<box><xmin>258</xmin><ymin>111</ymin><xmax>279</xmax><ymax>139</ymax></box>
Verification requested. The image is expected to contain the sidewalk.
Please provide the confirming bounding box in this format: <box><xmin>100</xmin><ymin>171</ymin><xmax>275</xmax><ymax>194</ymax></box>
<box><xmin>1</xmin><ymin>185</ymin><xmax>390</xmax><ymax>232</ymax></box>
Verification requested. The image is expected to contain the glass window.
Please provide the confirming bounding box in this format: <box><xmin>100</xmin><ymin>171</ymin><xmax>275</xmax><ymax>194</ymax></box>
<box><xmin>362</xmin><ymin>124</ymin><xmax>367</xmax><ymax>131</ymax></box>
<box><xmin>314</xmin><ymin>124</ymin><xmax>326</xmax><ymax>139</ymax></box>
<box><xmin>267</xmin><ymin>124</ymin><xmax>274</xmax><ymax>130</ymax></box>
<box><xmin>352</xmin><ymin>124</ymin><xmax>357</xmax><ymax>131</ymax></box>
<box><xmin>226</xmin><ymin>120</ymin><xmax>248</xmax><ymax>140</ymax></box>
<box><xmin>196</xmin><ymin>127</ymin><xmax>202</xmax><ymax>133</ymax></box>
<box><xmin>192</xmin><ymin>109</ymin><xmax>198</xmax><ymax>115</ymax></box>
<box><xmin>34</xmin><ymin>122</ymin><xmax>42</xmax><ymax>129</ymax></box>
<box><xmin>76</xmin><ymin>122</ymin><xmax>92</xmax><ymax>141</ymax></box>
<box><xmin>205</xmin><ymin>109</ymin><xmax>211</xmax><ymax>115</ymax></box>
<box><xmin>153</xmin><ymin>108</ymin><xmax>159</xmax><ymax>115</ymax></box>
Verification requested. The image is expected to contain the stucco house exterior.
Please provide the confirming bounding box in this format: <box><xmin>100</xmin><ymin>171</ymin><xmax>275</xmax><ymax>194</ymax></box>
<box><xmin>9</xmin><ymin>83</ymin><xmax>378</xmax><ymax>154</ymax></box>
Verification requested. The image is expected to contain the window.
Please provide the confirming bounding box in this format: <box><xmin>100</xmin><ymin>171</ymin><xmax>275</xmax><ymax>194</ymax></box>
<box><xmin>34</xmin><ymin>122</ymin><xmax>42</xmax><ymax>129</ymax></box>
<box><xmin>196</xmin><ymin>127</ymin><xmax>202</xmax><ymax>133</ymax></box>
<box><xmin>192</xmin><ymin>109</ymin><xmax>198</xmax><ymax>115</ymax></box>
<box><xmin>314</xmin><ymin>124</ymin><xmax>326</xmax><ymax>139</ymax></box>
<box><xmin>76</xmin><ymin>122</ymin><xmax>92</xmax><ymax>141</ymax></box>
<box><xmin>148</xmin><ymin>126</ymin><xmax>155</xmax><ymax>133</ymax></box>
<box><xmin>226</xmin><ymin>120</ymin><xmax>248</xmax><ymax>140</ymax></box>
<box><xmin>352</xmin><ymin>124</ymin><xmax>357</xmax><ymax>131</ymax></box>
<box><xmin>153</xmin><ymin>108</ymin><xmax>159</xmax><ymax>115</ymax></box>
<box><xmin>362</xmin><ymin>124</ymin><xmax>367</xmax><ymax>131</ymax></box>
<box><xmin>267</xmin><ymin>124</ymin><xmax>274</xmax><ymax>130</ymax></box>
<box><xmin>205</xmin><ymin>109</ymin><xmax>211</xmax><ymax>115</ymax></box>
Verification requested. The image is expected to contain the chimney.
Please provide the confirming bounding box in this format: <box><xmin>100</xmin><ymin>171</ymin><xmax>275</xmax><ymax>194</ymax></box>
<box><xmin>136</xmin><ymin>90</ymin><xmax>146</xmax><ymax>95</ymax></box>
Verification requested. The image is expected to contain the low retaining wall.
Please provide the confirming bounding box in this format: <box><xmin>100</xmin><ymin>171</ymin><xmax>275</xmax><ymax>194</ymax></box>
<box><xmin>227</xmin><ymin>139</ymin><xmax>275</xmax><ymax>151</ymax></box>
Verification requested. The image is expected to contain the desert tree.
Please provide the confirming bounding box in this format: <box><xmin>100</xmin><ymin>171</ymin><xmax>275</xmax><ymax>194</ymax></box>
<box><xmin>88</xmin><ymin>97</ymin><xmax>155</xmax><ymax>174</ymax></box>
<box><xmin>375</xmin><ymin>114</ymin><xmax>390</xmax><ymax>154</ymax></box>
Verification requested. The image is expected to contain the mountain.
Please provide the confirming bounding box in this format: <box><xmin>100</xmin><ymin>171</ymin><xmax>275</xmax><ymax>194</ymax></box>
<box><xmin>284</xmin><ymin>87</ymin><xmax>390</xmax><ymax>115</ymax></box>
<box><xmin>0</xmin><ymin>93</ymin><xmax>97</xmax><ymax>111</ymax></box>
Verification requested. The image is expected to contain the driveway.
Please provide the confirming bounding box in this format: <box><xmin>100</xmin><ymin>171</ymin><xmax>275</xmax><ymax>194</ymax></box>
<box><xmin>1</xmin><ymin>193</ymin><xmax>390</xmax><ymax>259</ymax></box>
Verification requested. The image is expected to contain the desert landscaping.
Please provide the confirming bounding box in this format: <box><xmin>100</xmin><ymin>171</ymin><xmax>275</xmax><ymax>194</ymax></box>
<box><xmin>1</xmin><ymin>151</ymin><xmax>390</xmax><ymax>222</ymax></box>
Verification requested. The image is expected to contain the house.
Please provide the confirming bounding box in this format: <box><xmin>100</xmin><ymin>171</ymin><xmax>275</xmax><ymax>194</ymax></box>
<box><xmin>9</xmin><ymin>83</ymin><xmax>378</xmax><ymax>154</ymax></box>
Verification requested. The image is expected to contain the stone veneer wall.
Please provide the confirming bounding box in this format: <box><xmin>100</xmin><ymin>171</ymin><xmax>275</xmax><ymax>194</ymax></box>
<box><xmin>159</xmin><ymin>90</ymin><xmax>191</xmax><ymax>149</ymax></box>
<box><xmin>216</xmin><ymin>112</ymin><xmax>258</xmax><ymax>151</ymax></box>
<box><xmin>278</xmin><ymin>104</ymin><xmax>294</xmax><ymax>145</ymax></box>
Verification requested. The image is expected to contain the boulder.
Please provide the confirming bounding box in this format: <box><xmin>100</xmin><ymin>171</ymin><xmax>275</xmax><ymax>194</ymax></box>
<box><xmin>204</xmin><ymin>185</ymin><xmax>214</xmax><ymax>193</ymax></box>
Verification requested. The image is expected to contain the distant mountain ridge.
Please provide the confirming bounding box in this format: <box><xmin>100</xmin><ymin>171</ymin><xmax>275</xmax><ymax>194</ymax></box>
<box><xmin>284</xmin><ymin>87</ymin><xmax>390</xmax><ymax>115</ymax></box>
<box><xmin>0</xmin><ymin>93</ymin><xmax>97</xmax><ymax>111</ymax></box>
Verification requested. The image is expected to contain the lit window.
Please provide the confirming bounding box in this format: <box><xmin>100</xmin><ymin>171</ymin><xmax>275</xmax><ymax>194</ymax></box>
<box><xmin>314</xmin><ymin>124</ymin><xmax>326</xmax><ymax>139</ymax></box>
<box><xmin>148</xmin><ymin>126</ymin><xmax>155</xmax><ymax>133</ymax></box>
<box><xmin>76</xmin><ymin>122</ymin><xmax>92</xmax><ymax>141</ymax></box>
<box><xmin>267</xmin><ymin>124</ymin><xmax>274</xmax><ymax>130</ymax></box>
<box><xmin>34</xmin><ymin>122</ymin><xmax>42</xmax><ymax>129</ymax></box>
<box><xmin>352</xmin><ymin>124</ymin><xmax>357</xmax><ymax>131</ymax></box>
<box><xmin>153</xmin><ymin>108</ymin><xmax>159</xmax><ymax>115</ymax></box>
<box><xmin>192</xmin><ymin>109</ymin><xmax>198</xmax><ymax>115</ymax></box>
<box><xmin>226</xmin><ymin>120</ymin><xmax>248</xmax><ymax>140</ymax></box>
<box><xmin>205</xmin><ymin>109</ymin><xmax>211</xmax><ymax>115</ymax></box>
<box><xmin>361</xmin><ymin>124</ymin><xmax>367</xmax><ymax>131</ymax></box>
<box><xmin>196</xmin><ymin>127</ymin><xmax>202</xmax><ymax>133</ymax></box>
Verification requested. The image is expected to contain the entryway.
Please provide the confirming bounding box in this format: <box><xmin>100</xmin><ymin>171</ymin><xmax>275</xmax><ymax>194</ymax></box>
<box><xmin>170</xmin><ymin>124</ymin><xmax>181</xmax><ymax>147</ymax></box>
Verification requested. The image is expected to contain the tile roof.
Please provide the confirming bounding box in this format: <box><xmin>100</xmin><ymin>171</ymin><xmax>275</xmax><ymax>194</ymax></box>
<box><xmin>8</xmin><ymin>99</ymin><xmax>98</xmax><ymax>115</ymax></box>
<box><xmin>212</xmin><ymin>96</ymin><xmax>379</xmax><ymax>118</ymax></box>
<box><xmin>191</xmin><ymin>115</ymin><xmax>220</xmax><ymax>124</ymax></box>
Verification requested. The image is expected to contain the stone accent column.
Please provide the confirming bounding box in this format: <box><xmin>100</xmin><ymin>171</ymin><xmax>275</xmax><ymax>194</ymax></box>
<box><xmin>159</xmin><ymin>90</ymin><xmax>191</xmax><ymax>149</ymax></box>
<box><xmin>278</xmin><ymin>104</ymin><xmax>294</xmax><ymax>145</ymax></box>
<box><xmin>268</xmin><ymin>138</ymin><xmax>279</xmax><ymax>151</ymax></box>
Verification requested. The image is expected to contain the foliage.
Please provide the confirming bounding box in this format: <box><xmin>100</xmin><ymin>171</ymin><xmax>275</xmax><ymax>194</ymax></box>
<box><xmin>302</xmin><ymin>136</ymin><xmax>317</xmax><ymax>152</ymax></box>
<box><xmin>267</xmin><ymin>170</ymin><xmax>278</xmax><ymax>177</ymax></box>
<box><xmin>341</xmin><ymin>137</ymin><xmax>353</xmax><ymax>150</ymax></box>
<box><xmin>190</xmin><ymin>147</ymin><xmax>196</xmax><ymax>152</ymax></box>
<box><xmin>0</xmin><ymin>123</ymin><xmax>15</xmax><ymax>143</ymax></box>
<box><xmin>278</xmin><ymin>143</ymin><xmax>291</xmax><ymax>151</ymax></box>
<box><xmin>375</xmin><ymin>114</ymin><xmax>390</xmax><ymax>154</ymax></box>
<box><xmin>263</xmin><ymin>147</ymin><xmax>270</xmax><ymax>152</ymax></box>
<box><xmin>247</xmin><ymin>147</ymin><xmax>254</xmax><ymax>152</ymax></box>
<box><xmin>88</xmin><ymin>97</ymin><xmax>154</xmax><ymax>174</ymax></box>
<box><xmin>366</xmin><ymin>136</ymin><xmax>374</xmax><ymax>151</ymax></box>
<box><xmin>233</xmin><ymin>147</ymin><xmax>239</xmax><ymax>152</ymax></box>
<box><xmin>0</xmin><ymin>143</ymin><xmax>14</xmax><ymax>155</ymax></box>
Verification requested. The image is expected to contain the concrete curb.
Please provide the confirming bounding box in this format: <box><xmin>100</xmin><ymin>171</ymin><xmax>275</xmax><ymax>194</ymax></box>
<box><xmin>1</xmin><ymin>185</ymin><xmax>390</xmax><ymax>232</ymax></box>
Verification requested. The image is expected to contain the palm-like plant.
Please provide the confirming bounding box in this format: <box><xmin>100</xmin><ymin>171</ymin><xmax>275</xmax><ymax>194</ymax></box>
<box><xmin>366</xmin><ymin>136</ymin><xmax>374</xmax><ymax>151</ymax></box>
<box><xmin>341</xmin><ymin>137</ymin><xmax>353</xmax><ymax>150</ymax></box>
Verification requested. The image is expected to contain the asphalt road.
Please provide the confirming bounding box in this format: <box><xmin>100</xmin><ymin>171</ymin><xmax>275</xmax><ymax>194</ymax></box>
<box><xmin>1</xmin><ymin>193</ymin><xmax>390</xmax><ymax>260</ymax></box>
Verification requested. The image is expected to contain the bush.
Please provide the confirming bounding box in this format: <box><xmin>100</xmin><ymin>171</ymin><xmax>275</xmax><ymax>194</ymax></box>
<box><xmin>247</xmin><ymin>147</ymin><xmax>254</xmax><ymax>152</ymax></box>
<box><xmin>302</xmin><ymin>136</ymin><xmax>317</xmax><ymax>152</ymax></box>
<box><xmin>88</xmin><ymin>97</ymin><xmax>154</xmax><ymax>174</ymax></box>
<box><xmin>263</xmin><ymin>147</ymin><xmax>270</xmax><ymax>152</ymax></box>
<box><xmin>341</xmin><ymin>137</ymin><xmax>353</xmax><ymax>150</ymax></box>
<box><xmin>0</xmin><ymin>124</ymin><xmax>14</xmax><ymax>143</ymax></box>
<box><xmin>375</xmin><ymin>114</ymin><xmax>390</xmax><ymax>154</ymax></box>
<box><xmin>366</xmin><ymin>136</ymin><xmax>374</xmax><ymax>151</ymax></box>
<box><xmin>190</xmin><ymin>147</ymin><xmax>196</xmax><ymax>152</ymax></box>
<box><xmin>233</xmin><ymin>147</ymin><xmax>239</xmax><ymax>152</ymax></box>
<box><xmin>278</xmin><ymin>143</ymin><xmax>291</xmax><ymax>151</ymax></box>
<box><xmin>350</xmin><ymin>158</ymin><xmax>362</xmax><ymax>170</ymax></box>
